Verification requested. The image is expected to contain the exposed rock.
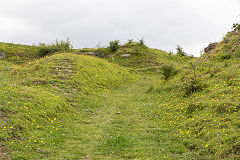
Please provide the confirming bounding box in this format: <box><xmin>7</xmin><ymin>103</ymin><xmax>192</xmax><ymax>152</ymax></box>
<box><xmin>224</xmin><ymin>39</ymin><xmax>230</xmax><ymax>44</ymax></box>
<box><xmin>77</xmin><ymin>52</ymin><xmax>85</xmax><ymax>55</ymax></box>
<box><xmin>88</xmin><ymin>52</ymin><xmax>96</xmax><ymax>56</ymax></box>
<box><xmin>0</xmin><ymin>51</ymin><xmax>6</xmax><ymax>59</ymax></box>
<box><xmin>204</xmin><ymin>43</ymin><xmax>218</xmax><ymax>53</ymax></box>
<box><xmin>121</xmin><ymin>54</ymin><xmax>131</xmax><ymax>58</ymax></box>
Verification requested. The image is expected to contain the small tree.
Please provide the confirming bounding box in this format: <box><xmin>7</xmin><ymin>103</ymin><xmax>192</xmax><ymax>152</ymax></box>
<box><xmin>176</xmin><ymin>45</ymin><xmax>187</xmax><ymax>57</ymax></box>
<box><xmin>108</xmin><ymin>40</ymin><xmax>120</xmax><ymax>52</ymax></box>
<box><xmin>127</xmin><ymin>39</ymin><xmax>134</xmax><ymax>45</ymax></box>
<box><xmin>161</xmin><ymin>65</ymin><xmax>176</xmax><ymax>80</ymax></box>
<box><xmin>139</xmin><ymin>38</ymin><xmax>145</xmax><ymax>46</ymax></box>
<box><xmin>232</xmin><ymin>23</ymin><xmax>240</xmax><ymax>32</ymax></box>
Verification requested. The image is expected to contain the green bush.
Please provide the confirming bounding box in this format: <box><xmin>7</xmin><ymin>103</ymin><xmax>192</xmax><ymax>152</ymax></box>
<box><xmin>108</xmin><ymin>40</ymin><xmax>120</xmax><ymax>52</ymax></box>
<box><xmin>184</xmin><ymin>78</ymin><xmax>205</xmax><ymax>97</ymax></box>
<box><xmin>186</xmin><ymin>103</ymin><xmax>205</xmax><ymax>114</ymax></box>
<box><xmin>127</xmin><ymin>39</ymin><xmax>134</xmax><ymax>45</ymax></box>
<box><xmin>38</xmin><ymin>39</ymin><xmax>73</xmax><ymax>57</ymax></box>
<box><xmin>161</xmin><ymin>65</ymin><xmax>176</xmax><ymax>80</ymax></box>
<box><xmin>138</xmin><ymin>38</ymin><xmax>145</xmax><ymax>46</ymax></box>
<box><xmin>220</xmin><ymin>54</ymin><xmax>232</xmax><ymax>60</ymax></box>
<box><xmin>232</xmin><ymin>23</ymin><xmax>240</xmax><ymax>32</ymax></box>
<box><xmin>176</xmin><ymin>45</ymin><xmax>187</xmax><ymax>57</ymax></box>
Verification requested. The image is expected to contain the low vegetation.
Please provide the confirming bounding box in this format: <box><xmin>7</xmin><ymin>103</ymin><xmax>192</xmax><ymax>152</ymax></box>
<box><xmin>38</xmin><ymin>39</ymin><xmax>73</xmax><ymax>58</ymax></box>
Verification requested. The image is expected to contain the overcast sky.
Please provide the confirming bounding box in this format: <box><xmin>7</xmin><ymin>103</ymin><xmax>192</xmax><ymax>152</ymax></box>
<box><xmin>0</xmin><ymin>0</ymin><xmax>239</xmax><ymax>56</ymax></box>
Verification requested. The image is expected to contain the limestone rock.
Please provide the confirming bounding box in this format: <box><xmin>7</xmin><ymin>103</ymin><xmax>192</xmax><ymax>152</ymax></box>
<box><xmin>88</xmin><ymin>52</ymin><xmax>96</xmax><ymax>56</ymax></box>
<box><xmin>121</xmin><ymin>54</ymin><xmax>131</xmax><ymax>58</ymax></box>
<box><xmin>204</xmin><ymin>43</ymin><xmax>218</xmax><ymax>53</ymax></box>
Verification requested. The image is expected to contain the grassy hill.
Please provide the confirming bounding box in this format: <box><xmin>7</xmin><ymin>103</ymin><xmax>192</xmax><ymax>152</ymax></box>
<box><xmin>1</xmin><ymin>24</ymin><xmax>240</xmax><ymax>159</ymax></box>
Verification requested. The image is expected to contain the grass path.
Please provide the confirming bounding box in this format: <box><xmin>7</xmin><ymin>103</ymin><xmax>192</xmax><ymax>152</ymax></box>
<box><xmin>44</xmin><ymin>76</ymin><xmax>191</xmax><ymax>160</ymax></box>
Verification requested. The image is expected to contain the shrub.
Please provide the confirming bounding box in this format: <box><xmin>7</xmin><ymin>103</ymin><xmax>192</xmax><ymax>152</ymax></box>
<box><xmin>220</xmin><ymin>54</ymin><xmax>232</xmax><ymax>60</ymax></box>
<box><xmin>127</xmin><ymin>39</ymin><xmax>134</xmax><ymax>45</ymax></box>
<box><xmin>96</xmin><ymin>42</ymin><xmax>107</xmax><ymax>57</ymax></box>
<box><xmin>38</xmin><ymin>39</ymin><xmax>73</xmax><ymax>57</ymax></box>
<box><xmin>232</xmin><ymin>23</ymin><xmax>240</xmax><ymax>32</ymax></box>
<box><xmin>139</xmin><ymin>38</ymin><xmax>145</xmax><ymax>46</ymax></box>
<box><xmin>176</xmin><ymin>45</ymin><xmax>187</xmax><ymax>57</ymax></box>
<box><xmin>108</xmin><ymin>40</ymin><xmax>120</xmax><ymax>52</ymax></box>
<box><xmin>184</xmin><ymin>78</ymin><xmax>205</xmax><ymax>97</ymax></box>
<box><xmin>146</xmin><ymin>86</ymin><xmax>154</xmax><ymax>93</ymax></box>
<box><xmin>168</xmin><ymin>51</ymin><xmax>174</xmax><ymax>55</ymax></box>
<box><xmin>161</xmin><ymin>65</ymin><xmax>176</xmax><ymax>80</ymax></box>
<box><xmin>215</xmin><ymin>103</ymin><xmax>240</xmax><ymax>114</ymax></box>
<box><xmin>186</xmin><ymin>103</ymin><xmax>205</xmax><ymax>114</ymax></box>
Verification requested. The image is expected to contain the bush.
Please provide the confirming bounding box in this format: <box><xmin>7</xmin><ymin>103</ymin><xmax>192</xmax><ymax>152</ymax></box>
<box><xmin>108</xmin><ymin>40</ymin><xmax>120</xmax><ymax>52</ymax></box>
<box><xmin>176</xmin><ymin>45</ymin><xmax>187</xmax><ymax>57</ymax></box>
<box><xmin>38</xmin><ymin>39</ymin><xmax>73</xmax><ymax>57</ymax></box>
<box><xmin>127</xmin><ymin>39</ymin><xmax>134</xmax><ymax>45</ymax></box>
<box><xmin>139</xmin><ymin>38</ymin><xmax>145</xmax><ymax>46</ymax></box>
<box><xmin>186</xmin><ymin>103</ymin><xmax>205</xmax><ymax>114</ymax></box>
<box><xmin>161</xmin><ymin>65</ymin><xmax>176</xmax><ymax>80</ymax></box>
<box><xmin>215</xmin><ymin>103</ymin><xmax>240</xmax><ymax>114</ymax></box>
<box><xmin>232</xmin><ymin>23</ymin><xmax>240</xmax><ymax>32</ymax></box>
<box><xmin>184</xmin><ymin>78</ymin><xmax>205</xmax><ymax>97</ymax></box>
<box><xmin>220</xmin><ymin>54</ymin><xmax>232</xmax><ymax>60</ymax></box>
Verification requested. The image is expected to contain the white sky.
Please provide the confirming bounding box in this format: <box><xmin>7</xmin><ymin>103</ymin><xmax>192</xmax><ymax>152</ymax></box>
<box><xmin>0</xmin><ymin>0</ymin><xmax>239</xmax><ymax>56</ymax></box>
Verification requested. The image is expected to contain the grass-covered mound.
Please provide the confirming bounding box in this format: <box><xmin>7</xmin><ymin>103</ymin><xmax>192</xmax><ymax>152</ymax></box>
<box><xmin>14</xmin><ymin>53</ymin><xmax>137</xmax><ymax>95</ymax></box>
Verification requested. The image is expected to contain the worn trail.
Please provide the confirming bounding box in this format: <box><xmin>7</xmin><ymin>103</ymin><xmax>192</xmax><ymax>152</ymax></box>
<box><xmin>46</xmin><ymin>77</ymin><xmax>188</xmax><ymax>159</ymax></box>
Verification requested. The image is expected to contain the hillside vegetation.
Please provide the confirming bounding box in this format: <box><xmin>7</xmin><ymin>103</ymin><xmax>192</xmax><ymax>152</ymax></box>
<box><xmin>1</xmin><ymin>24</ymin><xmax>240</xmax><ymax>159</ymax></box>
